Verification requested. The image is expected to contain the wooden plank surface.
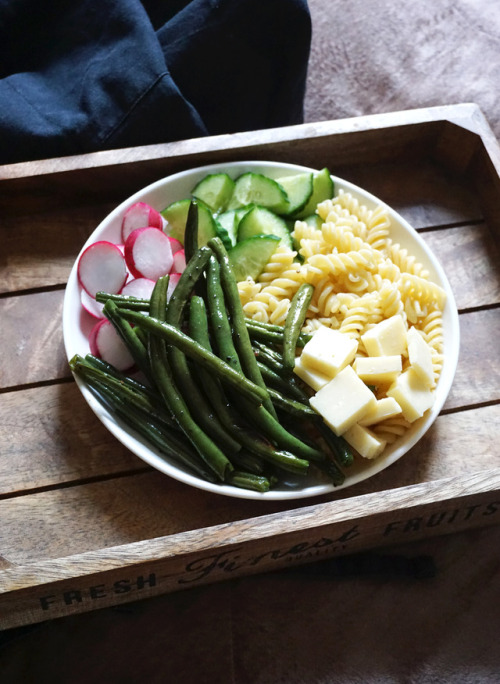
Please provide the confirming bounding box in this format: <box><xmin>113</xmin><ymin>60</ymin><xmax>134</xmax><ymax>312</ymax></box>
<box><xmin>1</xmin><ymin>105</ymin><xmax>500</xmax><ymax>628</ymax></box>
<box><xmin>1</xmin><ymin>404</ymin><xmax>498</xmax><ymax>566</ymax></box>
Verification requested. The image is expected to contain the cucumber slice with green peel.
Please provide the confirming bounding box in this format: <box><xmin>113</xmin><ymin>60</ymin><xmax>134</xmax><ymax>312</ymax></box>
<box><xmin>292</xmin><ymin>167</ymin><xmax>334</xmax><ymax>219</ymax></box>
<box><xmin>191</xmin><ymin>173</ymin><xmax>235</xmax><ymax>213</ymax></box>
<box><xmin>237</xmin><ymin>205</ymin><xmax>293</xmax><ymax>249</ymax></box>
<box><xmin>229</xmin><ymin>235</ymin><xmax>281</xmax><ymax>282</ymax></box>
<box><xmin>216</xmin><ymin>205</ymin><xmax>254</xmax><ymax>246</ymax></box>
<box><xmin>227</xmin><ymin>172</ymin><xmax>290</xmax><ymax>214</ymax></box>
<box><xmin>161</xmin><ymin>198</ymin><xmax>218</xmax><ymax>247</ymax></box>
<box><xmin>274</xmin><ymin>172</ymin><xmax>314</xmax><ymax>216</ymax></box>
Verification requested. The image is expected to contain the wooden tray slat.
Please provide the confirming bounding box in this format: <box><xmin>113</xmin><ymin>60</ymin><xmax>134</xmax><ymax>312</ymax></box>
<box><xmin>0</xmin><ymin>384</ymin><xmax>142</xmax><ymax>496</ymax></box>
<box><xmin>1</xmin><ymin>221</ymin><xmax>498</xmax><ymax>391</ymax></box>
<box><xmin>1</xmin><ymin>404</ymin><xmax>498</xmax><ymax>565</ymax></box>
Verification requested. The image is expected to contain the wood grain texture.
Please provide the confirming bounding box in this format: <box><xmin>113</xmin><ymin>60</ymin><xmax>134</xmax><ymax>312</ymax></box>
<box><xmin>0</xmin><ymin>290</ymin><xmax>68</xmax><ymax>389</ymax></box>
<box><xmin>0</xmin><ymin>384</ymin><xmax>141</xmax><ymax>495</ymax></box>
<box><xmin>1</xmin><ymin>406</ymin><xmax>498</xmax><ymax>567</ymax></box>
<box><xmin>1</xmin><ymin>104</ymin><xmax>500</xmax><ymax>630</ymax></box>
<box><xmin>0</xmin><ymin>202</ymin><xmax>115</xmax><ymax>294</ymax></box>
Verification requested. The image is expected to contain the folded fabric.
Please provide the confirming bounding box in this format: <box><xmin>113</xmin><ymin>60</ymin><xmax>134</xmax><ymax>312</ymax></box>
<box><xmin>0</xmin><ymin>0</ymin><xmax>311</xmax><ymax>164</ymax></box>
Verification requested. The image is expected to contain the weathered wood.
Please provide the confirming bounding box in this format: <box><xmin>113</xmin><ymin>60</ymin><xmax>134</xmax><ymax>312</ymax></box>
<box><xmin>1</xmin><ymin>104</ymin><xmax>500</xmax><ymax>629</ymax></box>
<box><xmin>421</xmin><ymin>223</ymin><xmax>500</xmax><ymax>310</ymax></box>
<box><xmin>0</xmin><ymin>384</ymin><xmax>142</xmax><ymax>496</ymax></box>
<box><xmin>0</xmin><ymin>405</ymin><xmax>498</xmax><ymax>566</ymax></box>
<box><xmin>0</xmin><ymin>202</ymin><xmax>116</xmax><ymax>295</ymax></box>
<box><xmin>443</xmin><ymin>308</ymin><xmax>500</xmax><ymax>411</ymax></box>
<box><xmin>1</xmin><ymin>469</ymin><xmax>499</xmax><ymax>629</ymax></box>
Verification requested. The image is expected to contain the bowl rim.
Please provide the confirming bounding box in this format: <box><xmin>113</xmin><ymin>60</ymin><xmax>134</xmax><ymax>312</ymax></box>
<box><xmin>63</xmin><ymin>160</ymin><xmax>460</xmax><ymax>501</ymax></box>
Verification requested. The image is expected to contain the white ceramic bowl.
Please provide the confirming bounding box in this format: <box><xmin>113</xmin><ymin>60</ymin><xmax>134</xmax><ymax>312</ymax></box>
<box><xmin>63</xmin><ymin>161</ymin><xmax>459</xmax><ymax>501</ymax></box>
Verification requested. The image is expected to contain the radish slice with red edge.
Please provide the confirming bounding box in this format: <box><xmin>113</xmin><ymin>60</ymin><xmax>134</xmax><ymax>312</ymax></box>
<box><xmin>121</xmin><ymin>202</ymin><xmax>164</xmax><ymax>243</ymax></box>
<box><xmin>124</xmin><ymin>227</ymin><xmax>173</xmax><ymax>280</ymax></box>
<box><xmin>172</xmin><ymin>249</ymin><xmax>186</xmax><ymax>273</ymax></box>
<box><xmin>168</xmin><ymin>273</ymin><xmax>181</xmax><ymax>300</ymax></box>
<box><xmin>81</xmin><ymin>289</ymin><xmax>105</xmax><ymax>319</ymax></box>
<box><xmin>120</xmin><ymin>277</ymin><xmax>156</xmax><ymax>299</ymax></box>
<box><xmin>88</xmin><ymin>319</ymin><xmax>135</xmax><ymax>371</ymax></box>
<box><xmin>167</xmin><ymin>236</ymin><xmax>184</xmax><ymax>255</ymax></box>
<box><xmin>78</xmin><ymin>241</ymin><xmax>128</xmax><ymax>297</ymax></box>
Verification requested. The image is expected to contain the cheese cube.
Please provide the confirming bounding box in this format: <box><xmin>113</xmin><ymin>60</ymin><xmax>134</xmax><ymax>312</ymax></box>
<box><xmin>359</xmin><ymin>397</ymin><xmax>403</xmax><ymax>427</ymax></box>
<box><xmin>407</xmin><ymin>326</ymin><xmax>434</xmax><ymax>388</ymax></box>
<box><xmin>343</xmin><ymin>423</ymin><xmax>387</xmax><ymax>460</ymax></box>
<box><xmin>353</xmin><ymin>355</ymin><xmax>402</xmax><ymax>384</ymax></box>
<box><xmin>387</xmin><ymin>368</ymin><xmax>435</xmax><ymax>422</ymax></box>
<box><xmin>293</xmin><ymin>354</ymin><xmax>331</xmax><ymax>391</ymax></box>
<box><xmin>300</xmin><ymin>326</ymin><xmax>358</xmax><ymax>378</ymax></box>
<box><xmin>310</xmin><ymin>365</ymin><xmax>377</xmax><ymax>435</ymax></box>
<box><xmin>361</xmin><ymin>315</ymin><xmax>407</xmax><ymax>356</ymax></box>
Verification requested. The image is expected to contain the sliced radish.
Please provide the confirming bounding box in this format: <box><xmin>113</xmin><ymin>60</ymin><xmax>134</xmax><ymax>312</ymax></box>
<box><xmin>167</xmin><ymin>273</ymin><xmax>181</xmax><ymax>300</ymax></box>
<box><xmin>120</xmin><ymin>277</ymin><xmax>156</xmax><ymax>299</ymax></box>
<box><xmin>81</xmin><ymin>289</ymin><xmax>105</xmax><ymax>319</ymax></box>
<box><xmin>124</xmin><ymin>227</ymin><xmax>174</xmax><ymax>280</ymax></box>
<box><xmin>77</xmin><ymin>241</ymin><xmax>128</xmax><ymax>297</ymax></box>
<box><xmin>167</xmin><ymin>236</ymin><xmax>184</xmax><ymax>255</ymax></box>
<box><xmin>121</xmin><ymin>202</ymin><xmax>163</xmax><ymax>243</ymax></box>
<box><xmin>172</xmin><ymin>249</ymin><xmax>186</xmax><ymax>273</ymax></box>
<box><xmin>88</xmin><ymin>319</ymin><xmax>135</xmax><ymax>371</ymax></box>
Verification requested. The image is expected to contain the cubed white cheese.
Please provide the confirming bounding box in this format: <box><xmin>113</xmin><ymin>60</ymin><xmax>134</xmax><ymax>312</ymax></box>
<box><xmin>361</xmin><ymin>315</ymin><xmax>407</xmax><ymax>356</ymax></box>
<box><xmin>300</xmin><ymin>326</ymin><xmax>358</xmax><ymax>378</ymax></box>
<box><xmin>310</xmin><ymin>365</ymin><xmax>377</xmax><ymax>435</ymax></box>
<box><xmin>407</xmin><ymin>326</ymin><xmax>434</xmax><ymax>388</ymax></box>
<box><xmin>343</xmin><ymin>423</ymin><xmax>387</xmax><ymax>460</ymax></box>
<box><xmin>293</xmin><ymin>354</ymin><xmax>331</xmax><ymax>391</ymax></box>
<box><xmin>353</xmin><ymin>355</ymin><xmax>402</xmax><ymax>385</ymax></box>
<box><xmin>387</xmin><ymin>368</ymin><xmax>435</xmax><ymax>422</ymax></box>
<box><xmin>359</xmin><ymin>397</ymin><xmax>403</xmax><ymax>426</ymax></box>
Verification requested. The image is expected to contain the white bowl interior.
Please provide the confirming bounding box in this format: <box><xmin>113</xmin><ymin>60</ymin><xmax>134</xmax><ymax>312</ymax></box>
<box><xmin>63</xmin><ymin>161</ymin><xmax>460</xmax><ymax>501</ymax></box>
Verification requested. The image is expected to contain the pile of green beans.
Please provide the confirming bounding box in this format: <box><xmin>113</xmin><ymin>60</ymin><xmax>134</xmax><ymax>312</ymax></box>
<box><xmin>71</xmin><ymin>233</ymin><xmax>353</xmax><ymax>493</ymax></box>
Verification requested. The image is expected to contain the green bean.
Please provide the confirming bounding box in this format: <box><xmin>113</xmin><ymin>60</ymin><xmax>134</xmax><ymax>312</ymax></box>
<box><xmin>102</xmin><ymin>298</ymin><xmax>153</xmax><ymax>381</ymax></box>
<box><xmin>161</xmin><ymin>256</ymin><xmax>241</xmax><ymax>456</ymax></box>
<box><xmin>183</xmin><ymin>199</ymin><xmax>199</xmax><ymax>265</ymax></box>
<box><xmin>84</xmin><ymin>374</ymin><xmax>218</xmax><ymax>482</ymax></box>
<box><xmin>283</xmin><ymin>283</ymin><xmax>314</xmax><ymax>371</ymax></box>
<box><xmin>96</xmin><ymin>292</ymin><xmax>150</xmax><ymax>311</ymax></box>
<box><xmin>245</xmin><ymin>320</ymin><xmax>311</xmax><ymax>347</ymax></box>
<box><xmin>256</xmin><ymin>360</ymin><xmax>309</xmax><ymax>402</ymax></box>
<box><xmin>208</xmin><ymin>237</ymin><xmax>277</xmax><ymax>418</ymax></box>
<box><xmin>228</xmin><ymin>449</ymin><xmax>266</xmax><ymax>475</ymax></box>
<box><xmin>148</xmin><ymin>275</ymin><xmax>233</xmax><ymax>481</ymax></box>
<box><xmin>117</xmin><ymin>308</ymin><xmax>269</xmax><ymax>406</ymax></box>
<box><xmin>315</xmin><ymin>420</ymin><xmax>354</xmax><ymax>468</ymax></box>
<box><xmin>226</xmin><ymin>470</ymin><xmax>271</xmax><ymax>493</ymax></box>
<box><xmin>267</xmin><ymin>386</ymin><xmax>316</xmax><ymax>418</ymax></box>
<box><xmin>244</xmin><ymin>318</ymin><xmax>286</xmax><ymax>334</ymax></box>
<box><xmin>70</xmin><ymin>354</ymin><xmax>178</xmax><ymax>430</ymax></box>
<box><xmin>206</xmin><ymin>255</ymin><xmax>243</xmax><ymax>372</ymax></box>
<box><xmin>84</xmin><ymin>354</ymin><xmax>158</xmax><ymax>399</ymax></box>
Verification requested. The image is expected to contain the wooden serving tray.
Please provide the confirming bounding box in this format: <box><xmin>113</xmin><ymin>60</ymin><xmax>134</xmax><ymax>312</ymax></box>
<box><xmin>1</xmin><ymin>103</ymin><xmax>499</xmax><ymax>630</ymax></box>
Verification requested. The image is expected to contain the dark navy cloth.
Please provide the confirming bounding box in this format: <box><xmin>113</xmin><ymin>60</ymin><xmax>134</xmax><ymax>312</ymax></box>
<box><xmin>0</xmin><ymin>0</ymin><xmax>311</xmax><ymax>164</ymax></box>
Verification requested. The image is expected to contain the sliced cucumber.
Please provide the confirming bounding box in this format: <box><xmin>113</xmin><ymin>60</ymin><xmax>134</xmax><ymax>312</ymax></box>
<box><xmin>274</xmin><ymin>172</ymin><xmax>314</xmax><ymax>216</ymax></box>
<box><xmin>292</xmin><ymin>167</ymin><xmax>334</xmax><ymax>219</ymax></box>
<box><xmin>216</xmin><ymin>205</ymin><xmax>254</xmax><ymax>246</ymax></box>
<box><xmin>229</xmin><ymin>235</ymin><xmax>281</xmax><ymax>282</ymax></box>
<box><xmin>227</xmin><ymin>172</ymin><xmax>290</xmax><ymax>214</ymax></box>
<box><xmin>191</xmin><ymin>173</ymin><xmax>235</xmax><ymax>213</ymax></box>
<box><xmin>161</xmin><ymin>198</ymin><xmax>218</xmax><ymax>247</ymax></box>
<box><xmin>237</xmin><ymin>205</ymin><xmax>293</xmax><ymax>249</ymax></box>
